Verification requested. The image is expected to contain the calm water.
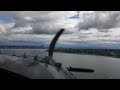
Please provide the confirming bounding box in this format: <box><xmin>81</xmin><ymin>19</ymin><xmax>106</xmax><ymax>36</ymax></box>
<box><xmin>1</xmin><ymin>49</ymin><xmax>120</xmax><ymax>79</ymax></box>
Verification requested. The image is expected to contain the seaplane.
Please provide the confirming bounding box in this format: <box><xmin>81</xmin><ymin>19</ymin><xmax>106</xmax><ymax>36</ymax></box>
<box><xmin>0</xmin><ymin>29</ymin><xmax>94</xmax><ymax>79</ymax></box>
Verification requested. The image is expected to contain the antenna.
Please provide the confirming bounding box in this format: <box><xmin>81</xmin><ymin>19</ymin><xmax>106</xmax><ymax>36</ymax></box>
<box><xmin>23</xmin><ymin>53</ymin><xmax>27</xmax><ymax>58</ymax></box>
<box><xmin>12</xmin><ymin>51</ymin><xmax>16</xmax><ymax>56</ymax></box>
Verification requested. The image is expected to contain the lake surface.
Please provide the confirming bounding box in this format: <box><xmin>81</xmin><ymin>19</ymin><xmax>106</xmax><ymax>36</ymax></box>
<box><xmin>1</xmin><ymin>49</ymin><xmax>120</xmax><ymax>79</ymax></box>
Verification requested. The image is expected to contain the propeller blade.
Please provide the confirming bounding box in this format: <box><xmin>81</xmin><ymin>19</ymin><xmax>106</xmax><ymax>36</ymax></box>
<box><xmin>48</xmin><ymin>29</ymin><xmax>64</xmax><ymax>58</ymax></box>
<box><xmin>66</xmin><ymin>67</ymin><xmax>94</xmax><ymax>73</ymax></box>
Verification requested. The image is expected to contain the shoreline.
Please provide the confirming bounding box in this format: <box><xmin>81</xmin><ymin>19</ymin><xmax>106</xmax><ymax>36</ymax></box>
<box><xmin>1</xmin><ymin>48</ymin><xmax>120</xmax><ymax>59</ymax></box>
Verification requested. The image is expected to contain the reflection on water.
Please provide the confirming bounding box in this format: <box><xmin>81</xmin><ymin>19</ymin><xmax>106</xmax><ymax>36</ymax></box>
<box><xmin>1</xmin><ymin>49</ymin><xmax>120</xmax><ymax>79</ymax></box>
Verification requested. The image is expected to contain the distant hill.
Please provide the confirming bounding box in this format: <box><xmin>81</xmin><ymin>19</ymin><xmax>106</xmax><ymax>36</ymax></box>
<box><xmin>1</xmin><ymin>40</ymin><xmax>120</xmax><ymax>50</ymax></box>
<box><xmin>54</xmin><ymin>48</ymin><xmax>120</xmax><ymax>59</ymax></box>
<box><xmin>0</xmin><ymin>40</ymin><xmax>45</xmax><ymax>49</ymax></box>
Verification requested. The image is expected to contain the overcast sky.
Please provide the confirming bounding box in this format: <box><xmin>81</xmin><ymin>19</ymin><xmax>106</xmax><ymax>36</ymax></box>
<box><xmin>0</xmin><ymin>11</ymin><xmax>120</xmax><ymax>49</ymax></box>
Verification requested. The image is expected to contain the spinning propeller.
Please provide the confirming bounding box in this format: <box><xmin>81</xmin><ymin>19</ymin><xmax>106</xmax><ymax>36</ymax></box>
<box><xmin>45</xmin><ymin>29</ymin><xmax>94</xmax><ymax>73</ymax></box>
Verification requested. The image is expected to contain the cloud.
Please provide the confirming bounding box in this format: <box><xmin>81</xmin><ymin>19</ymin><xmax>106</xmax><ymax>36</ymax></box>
<box><xmin>2</xmin><ymin>11</ymin><xmax>78</xmax><ymax>34</ymax></box>
<box><xmin>0</xmin><ymin>11</ymin><xmax>120</xmax><ymax>48</ymax></box>
<box><xmin>0</xmin><ymin>22</ymin><xmax>14</xmax><ymax>34</ymax></box>
<box><xmin>77</xmin><ymin>11</ymin><xmax>120</xmax><ymax>30</ymax></box>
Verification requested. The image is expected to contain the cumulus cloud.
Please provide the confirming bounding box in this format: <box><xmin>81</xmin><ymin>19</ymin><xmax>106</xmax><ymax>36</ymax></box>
<box><xmin>5</xmin><ymin>11</ymin><xmax>77</xmax><ymax>34</ymax></box>
<box><xmin>0</xmin><ymin>11</ymin><xmax>120</xmax><ymax>48</ymax></box>
<box><xmin>0</xmin><ymin>22</ymin><xmax>14</xmax><ymax>34</ymax></box>
<box><xmin>77</xmin><ymin>11</ymin><xmax>120</xmax><ymax>30</ymax></box>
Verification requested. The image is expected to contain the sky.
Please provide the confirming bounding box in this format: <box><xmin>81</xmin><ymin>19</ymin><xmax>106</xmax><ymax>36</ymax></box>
<box><xmin>0</xmin><ymin>11</ymin><xmax>120</xmax><ymax>49</ymax></box>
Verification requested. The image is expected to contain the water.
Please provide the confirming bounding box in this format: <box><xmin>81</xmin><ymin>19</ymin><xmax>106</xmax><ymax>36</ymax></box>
<box><xmin>1</xmin><ymin>49</ymin><xmax>120</xmax><ymax>79</ymax></box>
